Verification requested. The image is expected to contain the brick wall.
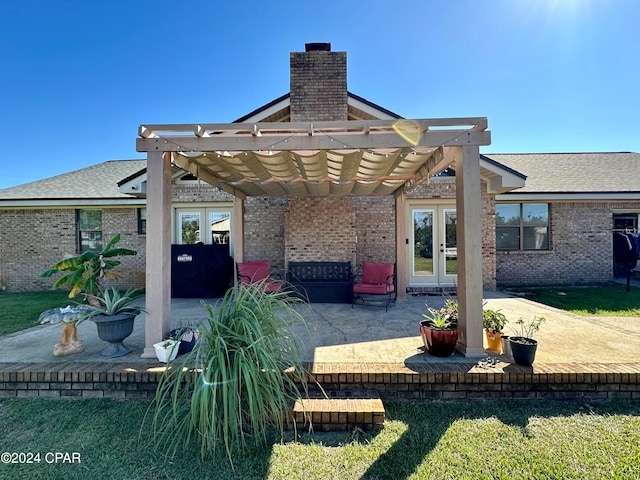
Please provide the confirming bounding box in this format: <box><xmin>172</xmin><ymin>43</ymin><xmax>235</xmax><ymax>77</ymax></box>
<box><xmin>0</xmin><ymin>208</ymin><xmax>146</xmax><ymax>292</ymax></box>
<box><xmin>244</xmin><ymin>197</ymin><xmax>288</xmax><ymax>274</ymax></box>
<box><xmin>290</xmin><ymin>48</ymin><xmax>348</xmax><ymax>122</ymax></box>
<box><xmin>2</xmin><ymin>361</ymin><xmax>638</xmax><ymax>401</ymax></box>
<box><xmin>284</xmin><ymin>197</ymin><xmax>356</xmax><ymax>265</ymax></box>
<box><xmin>0</xmin><ymin>209</ymin><xmax>77</xmax><ymax>291</ymax></box>
<box><xmin>351</xmin><ymin>196</ymin><xmax>396</xmax><ymax>276</ymax></box>
<box><xmin>496</xmin><ymin>201</ymin><xmax>640</xmax><ymax>286</ymax></box>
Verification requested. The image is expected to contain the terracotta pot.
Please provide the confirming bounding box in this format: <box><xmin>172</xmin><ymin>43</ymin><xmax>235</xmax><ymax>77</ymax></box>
<box><xmin>485</xmin><ymin>331</ymin><xmax>502</xmax><ymax>352</ymax></box>
<box><xmin>419</xmin><ymin>322</ymin><xmax>459</xmax><ymax>357</ymax></box>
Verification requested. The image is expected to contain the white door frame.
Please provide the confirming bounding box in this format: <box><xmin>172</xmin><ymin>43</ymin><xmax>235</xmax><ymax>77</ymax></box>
<box><xmin>173</xmin><ymin>203</ymin><xmax>234</xmax><ymax>256</ymax></box>
<box><xmin>407</xmin><ymin>200</ymin><xmax>457</xmax><ymax>287</ymax></box>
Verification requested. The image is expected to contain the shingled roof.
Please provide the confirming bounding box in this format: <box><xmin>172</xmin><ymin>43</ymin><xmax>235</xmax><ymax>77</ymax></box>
<box><xmin>0</xmin><ymin>160</ymin><xmax>146</xmax><ymax>204</ymax></box>
<box><xmin>483</xmin><ymin>152</ymin><xmax>640</xmax><ymax>195</ymax></box>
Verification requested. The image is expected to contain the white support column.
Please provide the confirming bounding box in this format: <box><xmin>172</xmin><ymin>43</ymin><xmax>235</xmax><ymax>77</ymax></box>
<box><xmin>232</xmin><ymin>197</ymin><xmax>244</xmax><ymax>264</ymax></box>
<box><xmin>231</xmin><ymin>197</ymin><xmax>244</xmax><ymax>286</ymax></box>
<box><xmin>455</xmin><ymin>145</ymin><xmax>485</xmax><ymax>357</ymax></box>
<box><xmin>395</xmin><ymin>191</ymin><xmax>407</xmax><ymax>301</ymax></box>
<box><xmin>141</xmin><ymin>151</ymin><xmax>172</xmax><ymax>358</ymax></box>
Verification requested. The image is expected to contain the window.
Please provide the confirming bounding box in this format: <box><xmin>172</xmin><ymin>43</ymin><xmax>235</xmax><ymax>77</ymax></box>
<box><xmin>138</xmin><ymin>208</ymin><xmax>146</xmax><ymax>234</ymax></box>
<box><xmin>496</xmin><ymin>203</ymin><xmax>549</xmax><ymax>251</ymax></box>
<box><xmin>77</xmin><ymin>209</ymin><xmax>102</xmax><ymax>253</ymax></box>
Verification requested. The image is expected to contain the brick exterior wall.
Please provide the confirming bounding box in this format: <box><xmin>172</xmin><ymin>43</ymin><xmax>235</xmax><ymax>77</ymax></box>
<box><xmin>496</xmin><ymin>200</ymin><xmax>640</xmax><ymax>287</ymax></box>
<box><xmin>244</xmin><ymin>196</ymin><xmax>288</xmax><ymax>274</ymax></box>
<box><xmin>290</xmin><ymin>48</ymin><xmax>348</xmax><ymax>122</ymax></box>
<box><xmin>284</xmin><ymin>197</ymin><xmax>356</xmax><ymax>265</ymax></box>
<box><xmin>0</xmin><ymin>207</ymin><xmax>146</xmax><ymax>292</ymax></box>
<box><xmin>352</xmin><ymin>196</ymin><xmax>396</xmax><ymax>276</ymax></box>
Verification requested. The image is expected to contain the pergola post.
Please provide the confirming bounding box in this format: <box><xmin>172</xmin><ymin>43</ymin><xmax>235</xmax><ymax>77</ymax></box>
<box><xmin>232</xmin><ymin>197</ymin><xmax>244</xmax><ymax>263</ymax></box>
<box><xmin>141</xmin><ymin>151</ymin><xmax>172</xmax><ymax>358</ymax></box>
<box><xmin>455</xmin><ymin>145</ymin><xmax>485</xmax><ymax>357</ymax></box>
<box><xmin>395</xmin><ymin>191</ymin><xmax>407</xmax><ymax>301</ymax></box>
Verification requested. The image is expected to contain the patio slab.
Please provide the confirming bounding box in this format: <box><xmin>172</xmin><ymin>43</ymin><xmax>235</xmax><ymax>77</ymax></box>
<box><xmin>0</xmin><ymin>289</ymin><xmax>638</xmax><ymax>366</ymax></box>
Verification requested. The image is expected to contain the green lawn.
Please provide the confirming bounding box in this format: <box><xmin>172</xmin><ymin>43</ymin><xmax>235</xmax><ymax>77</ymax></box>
<box><xmin>413</xmin><ymin>256</ymin><xmax>458</xmax><ymax>275</ymax></box>
<box><xmin>0</xmin><ymin>290</ymin><xmax>71</xmax><ymax>336</ymax></box>
<box><xmin>0</xmin><ymin>398</ymin><xmax>638</xmax><ymax>479</ymax></box>
<box><xmin>509</xmin><ymin>284</ymin><xmax>640</xmax><ymax>316</ymax></box>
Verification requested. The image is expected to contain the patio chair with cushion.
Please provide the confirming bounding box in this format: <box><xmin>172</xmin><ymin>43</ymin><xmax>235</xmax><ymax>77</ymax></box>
<box><xmin>236</xmin><ymin>260</ymin><xmax>282</xmax><ymax>293</ymax></box>
<box><xmin>352</xmin><ymin>262</ymin><xmax>396</xmax><ymax>311</ymax></box>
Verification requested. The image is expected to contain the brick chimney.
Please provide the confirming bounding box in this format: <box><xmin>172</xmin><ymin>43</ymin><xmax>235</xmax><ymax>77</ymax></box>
<box><xmin>289</xmin><ymin>43</ymin><xmax>348</xmax><ymax>122</ymax></box>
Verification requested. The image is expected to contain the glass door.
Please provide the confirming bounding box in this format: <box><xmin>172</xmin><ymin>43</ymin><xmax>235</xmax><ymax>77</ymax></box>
<box><xmin>409</xmin><ymin>205</ymin><xmax>457</xmax><ymax>286</ymax></box>
<box><xmin>441</xmin><ymin>208</ymin><xmax>458</xmax><ymax>283</ymax></box>
<box><xmin>175</xmin><ymin>206</ymin><xmax>233</xmax><ymax>255</ymax></box>
<box><xmin>410</xmin><ymin>209</ymin><xmax>436</xmax><ymax>284</ymax></box>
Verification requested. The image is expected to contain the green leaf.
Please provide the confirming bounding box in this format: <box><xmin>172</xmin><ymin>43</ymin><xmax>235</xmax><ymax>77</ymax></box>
<box><xmin>101</xmin><ymin>248</ymin><xmax>137</xmax><ymax>258</ymax></box>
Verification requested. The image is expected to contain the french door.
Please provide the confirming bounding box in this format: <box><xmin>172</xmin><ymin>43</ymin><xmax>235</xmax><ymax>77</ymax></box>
<box><xmin>408</xmin><ymin>204</ymin><xmax>457</xmax><ymax>286</ymax></box>
<box><xmin>175</xmin><ymin>206</ymin><xmax>233</xmax><ymax>255</ymax></box>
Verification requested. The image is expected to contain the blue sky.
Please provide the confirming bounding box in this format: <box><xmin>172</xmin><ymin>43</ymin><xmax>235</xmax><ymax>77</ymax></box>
<box><xmin>1</xmin><ymin>0</ymin><xmax>638</xmax><ymax>189</ymax></box>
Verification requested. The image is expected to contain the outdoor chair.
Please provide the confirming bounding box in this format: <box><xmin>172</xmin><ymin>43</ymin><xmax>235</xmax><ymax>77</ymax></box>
<box><xmin>236</xmin><ymin>260</ymin><xmax>282</xmax><ymax>293</ymax></box>
<box><xmin>352</xmin><ymin>262</ymin><xmax>396</xmax><ymax>311</ymax></box>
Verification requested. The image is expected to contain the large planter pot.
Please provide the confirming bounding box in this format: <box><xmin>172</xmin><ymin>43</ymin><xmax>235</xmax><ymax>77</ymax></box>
<box><xmin>485</xmin><ymin>331</ymin><xmax>502</xmax><ymax>352</ymax></box>
<box><xmin>420</xmin><ymin>321</ymin><xmax>459</xmax><ymax>357</ymax></box>
<box><xmin>509</xmin><ymin>336</ymin><xmax>538</xmax><ymax>366</ymax></box>
<box><xmin>92</xmin><ymin>313</ymin><xmax>137</xmax><ymax>358</ymax></box>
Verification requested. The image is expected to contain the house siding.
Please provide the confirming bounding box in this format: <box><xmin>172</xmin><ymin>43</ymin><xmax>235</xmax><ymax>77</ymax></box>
<box><xmin>496</xmin><ymin>200</ymin><xmax>640</xmax><ymax>286</ymax></box>
<box><xmin>0</xmin><ymin>207</ymin><xmax>145</xmax><ymax>292</ymax></box>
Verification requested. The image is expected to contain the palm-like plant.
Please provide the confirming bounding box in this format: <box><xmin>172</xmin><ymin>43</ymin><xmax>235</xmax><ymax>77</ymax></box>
<box><xmin>40</xmin><ymin>234</ymin><xmax>136</xmax><ymax>302</ymax></box>
<box><xmin>150</xmin><ymin>282</ymin><xmax>310</xmax><ymax>465</ymax></box>
<box><xmin>80</xmin><ymin>287</ymin><xmax>145</xmax><ymax>320</ymax></box>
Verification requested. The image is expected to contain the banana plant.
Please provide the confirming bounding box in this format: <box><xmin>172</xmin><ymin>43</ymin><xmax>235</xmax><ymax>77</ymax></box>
<box><xmin>41</xmin><ymin>234</ymin><xmax>137</xmax><ymax>302</ymax></box>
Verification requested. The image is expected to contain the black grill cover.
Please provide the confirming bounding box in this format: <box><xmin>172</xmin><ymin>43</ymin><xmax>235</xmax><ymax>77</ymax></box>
<box><xmin>171</xmin><ymin>244</ymin><xmax>233</xmax><ymax>298</ymax></box>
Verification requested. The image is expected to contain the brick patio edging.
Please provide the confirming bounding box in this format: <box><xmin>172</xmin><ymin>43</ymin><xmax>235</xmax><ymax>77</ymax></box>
<box><xmin>1</xmin><ymin>361</ymin><xmax>639</xmax><ymax>401</ymax></box>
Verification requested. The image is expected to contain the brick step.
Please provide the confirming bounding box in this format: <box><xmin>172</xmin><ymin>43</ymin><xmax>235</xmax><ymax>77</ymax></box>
<box><xmin>292</xmin><ymin>390</ymin><xmax>385</xmax><ymax>432</ymax></box>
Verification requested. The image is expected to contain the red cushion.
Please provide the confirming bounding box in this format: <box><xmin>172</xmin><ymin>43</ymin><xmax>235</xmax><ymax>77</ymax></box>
<box><xmin>237</xmin><ymin>260</ymin><xmax>270</xmax><ymax>284</ymax></box>
<box><xmin>361</xmin><ymin>262</ymin><xmax>394</xmax><ymax>285</ymax></box>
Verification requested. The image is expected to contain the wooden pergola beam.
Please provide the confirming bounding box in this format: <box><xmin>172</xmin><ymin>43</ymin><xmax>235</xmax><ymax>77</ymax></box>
<box><xmin>137</xmin><ymin>130</ymin><xmax>490</xmax><ymax>153</ymax></box>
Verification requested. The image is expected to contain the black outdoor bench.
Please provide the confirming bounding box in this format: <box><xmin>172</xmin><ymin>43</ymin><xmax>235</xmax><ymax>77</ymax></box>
<box><xmin>286</xmin><ymin>261</ymin><xmax>353</xmax><ymax>303</ymax></box>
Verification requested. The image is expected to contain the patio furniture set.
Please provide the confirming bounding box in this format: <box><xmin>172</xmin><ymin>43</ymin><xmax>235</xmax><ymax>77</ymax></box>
<box><xmin>237</xmin><ymin>260</ymin><xmax>396</xmax><ymax>310</ymax></box>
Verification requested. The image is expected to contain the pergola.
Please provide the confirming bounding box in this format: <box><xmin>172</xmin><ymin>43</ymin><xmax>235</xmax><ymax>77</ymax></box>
<box><xmin>136</xmin><ymin>117</ymin><xmax>491</xmax><ymax>358</ymax></box>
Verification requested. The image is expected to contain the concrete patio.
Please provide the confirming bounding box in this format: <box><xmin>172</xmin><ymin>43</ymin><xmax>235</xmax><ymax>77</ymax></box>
<box><xmin>1</xmin><ymin>287</ymin><xmax>639</xmax><ymax>366</ymax></box>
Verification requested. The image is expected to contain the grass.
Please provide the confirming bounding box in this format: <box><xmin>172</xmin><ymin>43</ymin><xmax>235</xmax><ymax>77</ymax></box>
<box><xmin>0</xmin><ymin>290</ymin><xmax>72</xmax><ymax>336</ymax></box>
<box><xmin>0</xmin><ymin>398</ymin><xmax>638</xmax><ymax>479</ymax></box>
<box><xmin>510</xmin><ymin>284</ymin><xmax>640</xmax><ymax>316</ymax></box>
<box><xmin>413</xmin><ymin>256</ymin><xmax>458</xmax><ymax>275</ymax></box>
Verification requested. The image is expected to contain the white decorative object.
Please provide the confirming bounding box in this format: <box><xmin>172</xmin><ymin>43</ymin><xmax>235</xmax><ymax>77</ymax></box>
<box><xmin>153</xmin><ymin>340</ymin><xmax>179</xmax><ymax>363</ymax></box>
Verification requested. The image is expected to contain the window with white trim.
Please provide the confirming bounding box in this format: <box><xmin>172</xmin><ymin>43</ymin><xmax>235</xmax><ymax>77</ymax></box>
<box><xmin>77</xmin><ymin>209</ymin><xmax>102</xmax><ymax>253</ymax></box>
<box><xmin>496</xmin><ymin>203</ymin><xmax>549</xmax><ymax>251</ymax></box>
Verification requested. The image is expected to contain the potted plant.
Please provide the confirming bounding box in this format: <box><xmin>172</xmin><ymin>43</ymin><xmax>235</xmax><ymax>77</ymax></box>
<box><xmin>153</xmin><ymin>339</ymin><xmax>179</xmax><ymax>363</ymax></box>
<box><xmin>80</xmin><ymin>287</ymin><xmax>145</xmax><ymax>358</ymax></box>
<box><xmin>40</xmin><ymin>234</ymin><xmax>137</xmax><ymax>304</ymax></box>
<box><xmin>168</xmin><ymin>325</ymin><xmax>200</xmax><ymax>354</ymax></box>
<box><xmin>151</xmin><ymin>284</ymin><xmax>310</xmax><ymax>464</ymax></box>
<box><xmin>508</xmin><ymin>315</ymin><xmax>546</xmax><ymax>366</ymax></box>
<box><xmin>419</xmin><ymin>298</ymin><xmax>459</xmax><ymax>357</ymax></box>
<box><xmin>482</xmin><ymin>308</ymin><xmax>507</xmax><ymax>352</ymax></box>
<box><xmin>40</xmin><ymin>234</ymin><xmax>137</xmax><ymax>355</ymax></box>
